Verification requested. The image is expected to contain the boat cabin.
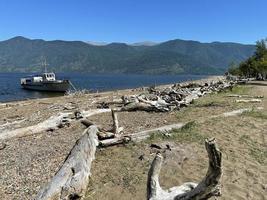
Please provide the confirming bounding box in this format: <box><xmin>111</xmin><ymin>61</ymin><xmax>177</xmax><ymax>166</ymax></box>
<box><xmin>42</xmin><ymin>73</ymin><xmax>56</xmax><ymax>81</ymax></box>
<box><xmin>20</xmin><ymin>72</ymin><xmax>56</xmax><ymax>85</ymax></box>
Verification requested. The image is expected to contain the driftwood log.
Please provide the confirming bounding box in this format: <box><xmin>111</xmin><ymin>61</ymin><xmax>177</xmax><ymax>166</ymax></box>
<box><xmin>0</xmin><ymin>109</ymin><xmax>110</xmax><ymax>141</ymax></box>
<box><xmin>226</xmin><ymin>94</ymin><xmax>264</xmax><ymax>98</ymax></box>
<box><xmin>235</xmin><ymin>99</ymin><xmax>262</xmax><ymax>103</ymax></box>
<box><xmin>103</xmin><ymin>78</ymin><xmax>236</xmax><ymax>113</ymax></box>
<box><xmin>147</xmin><ymin>138</ymin><xmax>222</xmax><ymax>200</ymax></box>
<box><xmin>0</xmin><ymin>112</ymin><xmax>71</xmax><ymax>141</ymax></box>
<box><xmin>80</xmin><ymin>109</ymin><xmax>122</xmax><ymax>140</ymax></box>
<box><xmin>111</xmin><ymin>109</ymin><xmax>124</xmax><ymax>135</ymax></box>
<box><xmin>36</xmin><ymin>125</ymin><xmax>99</xmax><ymax>200</ymax></box>
<box><xmin>120</xmin><ymin>102</ymin><xmax>169</xmax><ymax>112</ymax></box>
<box><xmin>99</xmin><ymin>123</ymin><xmax>184</xmax><ymax>147</ymax></box>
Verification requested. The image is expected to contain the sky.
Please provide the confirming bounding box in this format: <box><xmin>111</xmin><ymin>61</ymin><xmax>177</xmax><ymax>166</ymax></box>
<box><xmin>0</xmin><ymin>0</ymin><xmax>266</xmax><ymax>44</ymax></box>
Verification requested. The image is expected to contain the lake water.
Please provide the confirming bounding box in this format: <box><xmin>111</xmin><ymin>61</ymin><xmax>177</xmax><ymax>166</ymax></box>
<box><xmin>0</xmin><ymin>73</ymin><xmax>207</xmax><ymax>102</ymax></box>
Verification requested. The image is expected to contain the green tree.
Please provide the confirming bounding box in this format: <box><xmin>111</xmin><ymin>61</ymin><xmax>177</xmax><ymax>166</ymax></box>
<box><xmin>255</xmin><ymin>39</ymin><xmax>267</xmax><ymax>61</ymax></box>
<box><xmin>231</xmin><ymin>38</ymin><xmax>267</xmax><ymax>79</ymax></box>
<box><xmin>228</xmin><ymin>62</ymin><xmax>240</xmax><ymax>75</ymax></box>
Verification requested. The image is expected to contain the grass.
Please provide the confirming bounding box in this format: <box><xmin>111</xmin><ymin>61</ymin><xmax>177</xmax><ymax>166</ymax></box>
<box><xmin>241</xmin><ymin>110</ymin><xmax>267</xmax><ymax>119</ymax></box>
<box><xmin>229</xmin><ymin>85</ymin><xmax>251</xmax><ymax>95</ymax></box>
<box><xmin>180</xmin><ymin>121</ymin><xmax>196</xmax><ymax>132</ymax></box>
<box><xmin>239</xmin><ymin>135</ymin><xmax>267</xmax><ymax>165</ymax></box>
<box><xmin>176</xmin><ymin>85</ymin><xmax>255</xmax><ymax>120</ymax></box>
<box><xmin>175</xmin><ymin>106</ymin><xmax>193</xmax><ymax>121</ymax></box>
<box><xmin>148</xmin><ymin>121</ymin><xmax>206</xmax><ymax>144</ymax></box>
<box><xmin>192</xmin><ymin>99</ymin><xmax>228</xmax><ymax>108</ymax></box>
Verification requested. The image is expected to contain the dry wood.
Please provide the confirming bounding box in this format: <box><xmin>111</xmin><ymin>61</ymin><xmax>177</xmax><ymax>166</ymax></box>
<box><xmin>0</xmin><ymin>109</ymin><xmax>111</xmax><ymax>141</ymax></box>
<box><xmin>111</xmin><ymin>109</ymin><xmax>119</xmax><ymax>135</ymax></box>
<box><xmin>0</xmin><ymin>112</ymin><xmax>72</xmax><ymax>141</ymax></box>
<box><xmin>226</xmin><ymin>94</ymin><xmax>264</xmax><ymax>98</ymax></box>
<box><xmin>147</xmin><ymin>138</ymin><xmax>222</xmax><ymax>200</ymax></box>
<box><xmin>99</xmin><ymin>123</ymin><xmax>184</xmax><ymax>147</ymax></box>
<box><xmin>97</xmin><ymin>131</ymin><xmax>115</xmax><ymax>140</ymax></box>
<box><xmin>121</xmin><ymin>102</ymin><xmax>155</xmax><ymax>112</ymax></box>
<box><xmin>99</xmin><ymin>136</ymin><xmax>131</xmax><ymax>147</ymax></box>
<box><xmin>235</xmin><ymin>99</ymin><xmax>262</xmax><ymax>103</ymax></box>
<box><xmin>0</xmin><ymin>118</ymin><xmax>26</xmax><ymax>131</ymax></box>
<box><xmin>80</xmin><ymin>119</ymin><xmax>95</xmax><ymax>127</ymax></box>
<box><xmin>81</xmin><ymin>109</ymin><xmax>111</xmax><ymax>118</ymax></box>
<box><xmin>36</xmin><ymin>125</ymin><xmax>99</xmax><ymax>200</ymax></box>
<box><xmin>178</xmin><ymin>93</ymin><xmax>200</xmax><ymax>106</ymax></box>
<box><xmin>112</xmin><ymin>79</ymin><xmax>235</xmax><ymax>113</ymax></box>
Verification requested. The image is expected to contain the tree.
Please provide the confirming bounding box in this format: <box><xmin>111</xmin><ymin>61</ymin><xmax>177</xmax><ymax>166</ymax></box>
<box><xmin>255</xmin><ymin>39</ymin><xmax>267</xmax><ymax>61</ymax></box>
<box><xmin>228</xmin><ymin>62</ymin><xmax>240</xmax><ymax>75</ymax></box>
<box><xmin>229</xmin><ymin>38</ymin><xmax>267</xmax><ymax>79</ymax></box>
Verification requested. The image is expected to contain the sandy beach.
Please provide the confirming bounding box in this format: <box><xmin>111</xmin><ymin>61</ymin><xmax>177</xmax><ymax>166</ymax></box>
<box><xmin>0</xmin><ymin>77</ymin><xmax>266</xmax><ymax>200</ymax></box>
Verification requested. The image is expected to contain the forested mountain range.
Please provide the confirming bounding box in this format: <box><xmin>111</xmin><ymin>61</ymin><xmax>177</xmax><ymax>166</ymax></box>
<box><xmin>0</xmin><ymin>36</ymin><xmax>255</xmax><ymax>74</ymax></box>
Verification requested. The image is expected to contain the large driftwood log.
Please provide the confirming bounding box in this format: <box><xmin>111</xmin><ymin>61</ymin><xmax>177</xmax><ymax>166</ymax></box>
<box><xmin>120</xmin><ymin>102</ymin><xmax>169</xmax><ymax>112</ymax></box>
<box><xmin>147</xmin><ymin>138</ymin><xmax>222</xmax><ymax>200</ymax></box>
<box><xmin>0</xmin><ymin>118</ymin><xmax>26</xmax><ymax>132</ymax></box>
<box><xmin>99</xmin><ymin>123</ymin><xmax>184</xmax><ymax>147</ymax></box>
<box><xmin>36</xmin><ymin>125</ymin><xmax>99</xmax><ymax>200</ymax></box>
<box><xmin>0</xmin><ymin>109</ymin><xmax>110</xmax><ymax>141</ymax></box>
<box><xmin>0</xmin><ymin>112</ymin><xmax>71</xmax><ymax>141</ymax></box>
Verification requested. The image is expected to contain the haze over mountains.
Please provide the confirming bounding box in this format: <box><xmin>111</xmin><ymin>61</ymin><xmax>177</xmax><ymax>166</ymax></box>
<box><xmin>0</xmin><ymin>36</ymin><xmax>255</xmax><ymax>74</ymax></box>
<box><xmin>86</xmin><ymin>41</ymin><xmax>158</xmax><ymax>46</ymax></box>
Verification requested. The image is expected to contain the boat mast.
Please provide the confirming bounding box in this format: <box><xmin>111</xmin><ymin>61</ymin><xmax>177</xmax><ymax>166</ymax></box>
<box><xmin>42</xmin><ymin>58</ymin><xmax>49</xmax><ymax>73</ymax></box>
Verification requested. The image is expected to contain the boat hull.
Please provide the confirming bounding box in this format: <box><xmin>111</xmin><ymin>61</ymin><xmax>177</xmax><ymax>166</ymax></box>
<box><xmin>21</xmin><ymin>81</ymin><xmax>70</xmax><ymax>92</ymax></box>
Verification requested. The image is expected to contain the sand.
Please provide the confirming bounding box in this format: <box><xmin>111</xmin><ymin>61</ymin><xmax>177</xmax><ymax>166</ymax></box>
<box><xmin>0</xmin><ymin>78</ymin><xmax>266</xmax><ymax>200</ymax></box>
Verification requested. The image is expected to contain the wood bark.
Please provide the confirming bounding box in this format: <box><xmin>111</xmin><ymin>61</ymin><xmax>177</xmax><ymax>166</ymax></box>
<box><xmin>0</xmin><ymin>109</ymin><xmax>110</xmax><ymax>141</ymax></box>
<box><xmin>110</xmin><ymin>79</ymin><xmax>235</xmax><ymax>113</ymax></box>
<box><xmin>80</xmin><ymin>119</ymin><xmax>95</xmax><ymax>127</ymax></box>
<box><xmin>35</xmin><ymin>125</ymin><xmax>99</xmax><ymax>200</ymax></box>
<box><xmin>111</xmin><ymin>109</ymin><xmax>120</xmax><ymax>135</ymax></box>
<box><xmin>81</xmin><ymin>109</ymin><xmax>111</xmax><ymax>118</ymax></box>
<box><xmin>121</xmin><ymin>102</ymin><xmax>166</xmax><ymax>112</ymax></box>
<box><xmin>147</xmin><ymin>138</ymin><xmax>222</xmax><ymax>200</ymax></box>
<box><xmin>0</xmin><ymin>112</ymin><xmax>71</xmax><ymax>141</ymax></box>
<box><xmin>226</xmin><ymin>94</ymin><xmax>264</xmax><ymax>98</ymax></box>
<box><xmin>99</xmin><ymin>123</ymin><xmax>184</xmax><ymax>147</ymax></box>
<box><xmin>235</xmin><ymin>99</ymin><xmax>262</xmax><ymax>103</ymax></box>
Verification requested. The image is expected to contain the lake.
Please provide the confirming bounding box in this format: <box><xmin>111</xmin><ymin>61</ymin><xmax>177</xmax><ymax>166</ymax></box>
<box><xmin>0</xmin><ymin>73</ymin><xmax>207</xmax><ymax>102</ymax></box>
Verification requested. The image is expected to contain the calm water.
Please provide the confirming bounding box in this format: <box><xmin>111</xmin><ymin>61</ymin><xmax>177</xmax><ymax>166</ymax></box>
<box><xmin>0</xmin><ymin>73</ymin><xmax>207</xmax><ymax>102</ymax></box>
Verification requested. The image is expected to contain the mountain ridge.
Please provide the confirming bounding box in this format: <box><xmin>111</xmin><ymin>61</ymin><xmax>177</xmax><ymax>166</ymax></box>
<box><xmin>0</xmin><ymin>36</ymin><xmax>255</xmax><ymax>74</ymax></box>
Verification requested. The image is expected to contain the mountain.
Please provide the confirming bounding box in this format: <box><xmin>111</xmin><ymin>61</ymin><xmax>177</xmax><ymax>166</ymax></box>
<box><xmin>0</xmin><ymin>36</ymin><xmax>255</xmax><ymax>74</ymax></box>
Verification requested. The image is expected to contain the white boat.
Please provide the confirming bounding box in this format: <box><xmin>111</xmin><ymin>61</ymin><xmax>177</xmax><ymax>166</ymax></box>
<box><xmin>20</xmin><ymin>72</ymin><xmax>70</xmax><ymax>92</ymax></box>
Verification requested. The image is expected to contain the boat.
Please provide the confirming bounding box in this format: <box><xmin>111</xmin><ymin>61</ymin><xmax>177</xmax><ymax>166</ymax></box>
<box><xmin>20</xmin><ymin>59</ymin><xmax>71</xmax><ymax>92</ymax></box>
<box><xmin>21</xmin><ymin>72</ymin><xmax>71</xmax><ymax>92</ymax></box>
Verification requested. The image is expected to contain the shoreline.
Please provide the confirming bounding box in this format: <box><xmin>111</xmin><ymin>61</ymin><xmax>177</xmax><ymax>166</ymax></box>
<box><xmin>0</xmin><ymin>76</ymin><xmax>266</xmax><ymax>199</ymax></box>
<box><xmin>0</xmin><ymin>75</ymin><xmax>222</xmax><ymax>104</ymax></box>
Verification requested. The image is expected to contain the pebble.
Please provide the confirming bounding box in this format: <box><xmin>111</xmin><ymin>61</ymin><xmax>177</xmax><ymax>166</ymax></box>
<box><xmin>0</xmin><ymin>142</ymin><xmax>7</xmax><ymax>150</ymax></box>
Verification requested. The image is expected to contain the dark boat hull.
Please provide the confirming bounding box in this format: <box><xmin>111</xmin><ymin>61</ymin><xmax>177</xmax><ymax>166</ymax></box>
<box><xmin>21</xmin><ymin>81</ymin><xmax>70</xmax><ymax>92</ymax></box>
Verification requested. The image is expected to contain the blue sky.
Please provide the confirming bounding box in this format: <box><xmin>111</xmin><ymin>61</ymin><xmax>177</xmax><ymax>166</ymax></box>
<box><xmin>0</xmin><ymin>0</ymin><xmax>266</xmax><ymax>44</ymax></box>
